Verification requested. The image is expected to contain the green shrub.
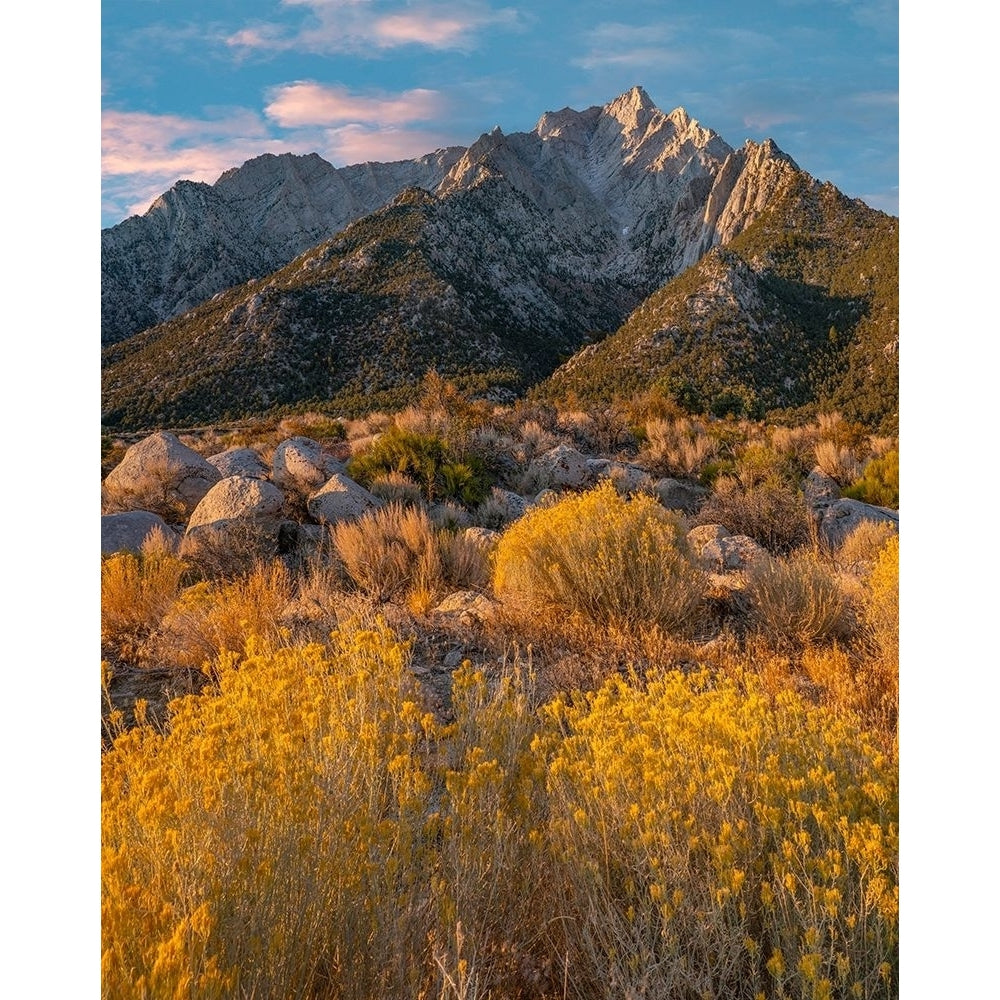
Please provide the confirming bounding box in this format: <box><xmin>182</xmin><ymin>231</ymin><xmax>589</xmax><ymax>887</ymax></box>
<box><xmin>843</xmin><ymin>449</ymin><xmax>899</xmax><ymax>508</ymax></box>
<box><xmin>493</xmin><ymin>481</ymin><xmax>705</xmax><ymax>633</ymax></box>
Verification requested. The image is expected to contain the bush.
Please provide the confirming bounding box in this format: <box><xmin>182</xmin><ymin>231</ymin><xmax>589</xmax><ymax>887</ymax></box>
<box><xmin>843</xmin><ymin>449</ymin><xmax>899</xmax><ymax>509</ymax></box>
<box><xmin>641</xmin><ymin>416</ymin><xmax>719</xmax><ymax>478</ymax></box>
<box><xmin>348</xmin><ymin>426</ymin><xmax>494</xmax><ymax>506</ymax></box>
<box><xmin>864</xmin><ymin>535</ymin><xmax>899</xmax><ymax>666</ymax></box>
<box><xmin>493</xmin><ymin>481</ymin><xmax>705</xmax><ymax>634</ymax></box>
<box><xmin>332</xmin><ymin>504</ymin><xmax>489</xmax><ymax>603</ymax></box>
<box><xmin>101</xmin><ymin>529</ymin><xmax>188</xmax><ymax>659</ymax></box>
<box><xmin>745</xmin><ymin>552</ymin><xmax>854</xmax><ymax>647</ymax></box>
<box><xmin>694</xmin><ymin>477</ymin><xmax>812</xmax><ymax>554</ymax></box>
<box><xmin>837</xmin><ymin>518</ymin><xmax>898</xmax><ymax>569</ymax></box>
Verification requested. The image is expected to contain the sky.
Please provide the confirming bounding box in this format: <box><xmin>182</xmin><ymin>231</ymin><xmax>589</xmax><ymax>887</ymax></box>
<box><xmin>101</xmin><ymin>0</ymin><xmax>899</xmax><ymax>229</ymax></box>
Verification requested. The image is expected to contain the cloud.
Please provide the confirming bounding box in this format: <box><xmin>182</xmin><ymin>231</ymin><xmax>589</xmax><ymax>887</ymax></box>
<box><xmin>324</xmin><ymin>123</ymin><xmax>459</xmax><ymax>163</ymax></box>
<box><xmin>264</xmin><ymin>83</ymin><xmax>446</xmax><ymax>127</ymax></box>
<box><xmin>227</xmin><ymin>0</ymin><xmax>520</xmax><ymax>55</ymax></box>
<box><xmin>572</xmin><ymin>21</ymin><xmax>690</xmax><ymax>71</ymax></box>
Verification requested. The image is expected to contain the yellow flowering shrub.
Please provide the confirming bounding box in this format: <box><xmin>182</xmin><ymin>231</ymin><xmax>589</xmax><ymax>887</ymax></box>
<box><xmin>493</xmin><ymin>480</ymin><xmax>705</xmax><ymax>633</ymax></box>
<box><xmin>539</xmin><ymin>668</ymin><xmax>898</xmax><ymax>999</ymax></box>
<box><xmin>103</xmin><ymin>624</ymin><xmax>897</xmax><ymax>1000</ymax></box>
<box><xmin>102</xmin><ymin>623</ymin><xmax>437</xmax><ymax>1000</ymax></box>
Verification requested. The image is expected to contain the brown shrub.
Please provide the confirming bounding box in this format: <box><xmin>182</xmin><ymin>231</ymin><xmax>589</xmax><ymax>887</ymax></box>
<box><xmin>693</xmin><ymin>477</ymin><xmax>812</xmax><ymax>554</ymax></box>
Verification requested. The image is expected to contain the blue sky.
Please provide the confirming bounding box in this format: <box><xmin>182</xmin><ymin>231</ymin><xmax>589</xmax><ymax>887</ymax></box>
<box><xmin>101</xmin><ymin>0</ymin><xmax>898</xmax><ymax>228</ymax></box>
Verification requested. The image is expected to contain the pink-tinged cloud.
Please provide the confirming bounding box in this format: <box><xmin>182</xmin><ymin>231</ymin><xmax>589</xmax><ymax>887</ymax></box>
<box><xmin>324</xmin><ymin>124</ymin><xmax>459</xmax><ymax>164</ymax></box>
<box><xmin>265</xmin><ymin>83</ymin><xmax>446</xmax><ymax>128</ymax></box>
<box><xmin>226</xmin><ymin>1</ymin><xmax>519</xmax><ymax>54</ymax></box>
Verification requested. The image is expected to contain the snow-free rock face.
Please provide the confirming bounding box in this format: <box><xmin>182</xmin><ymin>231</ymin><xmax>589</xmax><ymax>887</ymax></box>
<box><xmin>102</xmin><ymin>148</ymin><xmax>465</xmax><ymax>344</ymax></box>
<box><xmin>814</xmin><ymin>499</ymin><xmax>899</xmax><ymax>550</ymax></box>
<box><xmin>102</xmin><ymin>88</ymin><xmax>799</xmax><ymax>348</ymax></box>
<box><xmin>101</xmin><ymin>511</ymin><xmax>178</xmax><ymax>555</ymax></box>
<box><xmin>272</xmin><ymin>437</ymin><xmax>343</xmax><ymax>492</ymax></box>
<box><xmin>532</xmin><ymin>445</ymin><xmax>593</xmax><ymax>490</ymax></box>
<box><xmin>103</xmin><ymin>432</ymin><xmax>222</xmax><ymax>518</ymax></box>
<box><xmin>306</xmin><ymin>474</ymin><xmax>382</xmax><ymax>525</ymax></box>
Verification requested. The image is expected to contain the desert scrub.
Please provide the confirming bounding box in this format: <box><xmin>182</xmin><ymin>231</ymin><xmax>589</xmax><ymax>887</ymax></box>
<box><xmin>333</xmin><ymin>503</ymin><xmax>488</xmax><ymax>604</ymax></box>
<box><xmin>493</xmin><ymin>480</ymin><xmax>706</xmax><ymax>634</ymax></box>
<box><xmin>694</xmin><ymin>476</ymin><xmax>812</xmax><ymax>554</ymax></box>
<box><xmin>843</xmin><ymin>449</ymin><xmax>899</xmax><ymax>509</ymax></box>
<box><xmin>745</xmin><ymin>552</ymin><xmax>855</xmax><ymax>647</ymax></box>
<box><xmin>102</xmin><ymin>623</ymin><xmax>438</xmax><ymax>1000</ymax></box>
<box><xmin>863</xmin><ymin>534</ymin><xmax>899</xmax><ymax>667</ymax></box>
<box><xmin>539</xmin><ymin>668</ymin><xmax>898</xmax><ymax>1000</ymax></box>
<box><xmin>640</xmin><ymin>415</ymin><xmax>719</xmax><ymax>478</ymax></box>
<box><xmin>837</xmin><ymin>518</ymin><xmax>898</xmax><ymax>570</ymax></box>
<box><xmin>156</xmin><ymin>560</ymin><xmax>295</xmax><ymax>670</ymax></box>
<box><xmin>101</xmin><ymin>529</ymin><xmax>188</xmax><ymax>660</ymax></box>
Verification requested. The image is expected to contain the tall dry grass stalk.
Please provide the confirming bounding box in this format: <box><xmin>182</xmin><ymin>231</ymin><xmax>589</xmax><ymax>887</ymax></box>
<box><xmin>814</xmin><ymin>439</ymin><xmax>862</xmax><ymax>485</ymax></box>
<box><xmin>642</xmin><ymin>416</ymin><xmax>719</xmax><ymax>478</ymax></box>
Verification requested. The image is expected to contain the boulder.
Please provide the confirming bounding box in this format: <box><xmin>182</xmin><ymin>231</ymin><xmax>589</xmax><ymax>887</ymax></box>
<box><xmin>101</xmin><ymin>511</ymin><xmax>178</xmax><ymax>555</ymax></box>
<box><xmin>433</xmin><ymin>590</ymin><xmax>498</xmax><ymax>624</ymax></box>
<box><xmin>653</xmin><ymin>477</ymin><xmax>707</xmax><ymax>514</ymax></box>
<box><xmin>103</xmin><ymin>431</ymin><xmax>222</xmax><ymax>518</ymax></box>
<box><xmin>531</xmin><ymin>444</ymin><xmax>593</xmax><ymax>490</ymax></box>
<box><xmin>307</xmin><ymin>473</ymin><xmax>382</xmax><ymax>524</ymax></box>
<box><xmin>272</xmin><ymin>437</ymin><xmax>343</xmax><ymax>492</ymax></box>
<box><xmin>686</xmin><ymin>524</ymin><xmax>731</xmax><ymax>560</ymax></box>
<box><xmin>463</xmin><ymin>526</ymin><xmax>501</xmax><ymax>551</ymax></box>
<box><xmin>186</xmin><ymin>476</ymin><xmax>285</xmax><ymax>534</ymax></box>
<box><xmin>207</xmin><ymin>447</ymin><xmax>269</xmax><ymax>480</ymax></box>
<box><xmin>589</xmin><ymin>459</ymin><xmax>650</xmax><ymax>494</ymax></box>
<box><xmin>815</xmin><ymin>498</ymin><xmax>899</xmax><ymax>550</ymax></box>
<box><xmin>700</xmin><ymin>534</ymin><xmax>769</xmax><ymax>572</ymax></box>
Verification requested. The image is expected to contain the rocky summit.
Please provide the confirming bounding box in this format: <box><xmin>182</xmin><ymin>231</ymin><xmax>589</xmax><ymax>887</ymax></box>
<box><xmin>101</xmin><ymin>87</ymin><xmax>897</xmax><ymax>433</ymax></box>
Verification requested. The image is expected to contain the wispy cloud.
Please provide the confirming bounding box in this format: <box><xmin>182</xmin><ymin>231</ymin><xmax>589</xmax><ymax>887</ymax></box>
<box><xmin>571</xmin><ymin>21</ymin><xmax>690</xmax><ymax>71</ymax></box>
<box><xmin>264</xmin><ymin>82</ymin><xmax>447</xmax><ymax>127</ymax></box>
<box><xmin>228</xmin><ymin>0</ymin><xmax>520</xmax><ymax>56</ymax></box>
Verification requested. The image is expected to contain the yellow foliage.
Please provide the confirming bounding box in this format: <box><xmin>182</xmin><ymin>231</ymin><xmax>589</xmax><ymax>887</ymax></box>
<box><xmin>493</xmin><ymin>480</ymin><xmax>705</xmax><ymax>634</ymax></box>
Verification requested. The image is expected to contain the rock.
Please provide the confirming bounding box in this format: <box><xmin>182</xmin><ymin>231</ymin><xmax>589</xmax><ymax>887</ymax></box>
<box><xmin>490</xmin><ymin>488</ymin><xmax>531</xmax><ymax>521</ymax></box>
<box><xmin>101</xmin><ymin>511</ymin><xmax>178</xmax><ymax>555</ymax></box>
<box><xmin>653</xmin><ymin>477</ymin><xmax>707</xmax><ymax>514</ymax></box>
<box><xmin>103</xmin><ymin>431</ymin><xmax>222</xmax><ymax>518</ymax></box>
<box><xmin>272</xmin><ymin>437</ymin><xmax>343</xmax><ymax>492</ymax></box>
<box><xmin>186</xmin><ymin>476</ymin><xmax>286</xmax><ymax>534</ymax></box>
<box><xmin>534</xmin><ymin>489</ymin><xmax>560</xmax><ymax>507</ymax></box>
<box><xmin>589</xmin><ymin>459</ymin><xmax>650</xmax><ymax>494</ymax></box>
<box><xmin>815</xmin><ymin>498</ymin><xmax>899</xmax><ymax>550</ymax></box>
<box><xmin>803</xmin><ymin>468</ymin><xmax>841</xmax><ymax>509</ymax></box>
<box><xmin>307</xmin><ymin>473</ymin><xmax>383</xmax><ymax>524</ymax></box>
<box><xmin>433</xmin><ymin>590</ymin><xmax>498</xmax><ymax>623</ymax></box>
<box><xmin>699</xmin><ymin>534</ymin><xmax>769</xmax><ymax>572</ymax></box>
<box><xmin>463</xmin><ymin>527</ymin><xmax>501</xmax><ymax>551</ymax></box>
<box><xmin>207</xmin><ymin>447</ymin><xmax>269</xmax><ymax>480</ymax></box>
<box><xmin>531</xmin><ymin>444</ymin><xmax>594</xmax><ymax>490</ymax></box>
<box><xmin>443</xmin><ymin>649</ymin><xmax>465</xmax><ymax>669</ymax></box>
<box><xmin>687</xmin><ymin>524</ymin><xmax>731</xmax><ymax>560</ymax></box>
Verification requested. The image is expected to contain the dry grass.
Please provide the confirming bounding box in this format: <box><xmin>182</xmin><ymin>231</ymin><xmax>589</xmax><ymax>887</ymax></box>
<box><xmin>494</xmin><ymin>481</ymin><xmax>706</xmax><ymax>636</ymax></box>
<box><xmin>368</xmin><ymin>470</ymin><xmax>426</xmax><ymax>507</ymax></box>
<box><xmin>101</xmin><ymin>528</ymin><xmax>189</xmax><ymax>660</ymax></box>
<box><xmin>641</xmin><ymin>416</ymin><xmax>719</xmax><ymax>478</ymax></box>
<box><xmin>101</xmin><ymin>454</ymin><xmax>191</xmax><ymax>522</ymax></box>
<box><xmin>155</xmin><ymin>560</ymin><xmax>295</xmax><ymax>670</ymax></box>
<box><xmin>745</xmin><ymin>551</ymin><xmax>854</xmax><ymax>647</ymax></box>
<box><xmin>837</xmin><ymin>518</ymin><xmax>898</xmax><ymax>570</ymax></box>
<box><xmin>814</xmin><ymin>439</ymin><xmax>862</xmax><ymax>484</ymax></box>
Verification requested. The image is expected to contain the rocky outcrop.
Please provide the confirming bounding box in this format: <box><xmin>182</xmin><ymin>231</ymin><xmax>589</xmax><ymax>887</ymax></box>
<box><xmin>101</xmin><ymin>511</ymin><xmax>178</xmax><ymax>555</ymax></box>
<box><xmin>272</xmin><ymin>437</ymin><xmax>343</xmax><ymax>492</ymax></box>
<box><xmin>531</xmin><ymin>445</ymin><xmax>593</xmax><ymax>490</ymax></box>
<box><xmin>102</xmin><ymin>432</ymin><xmax>221</xmax><ymax>519</ymax></box>
<box><xmin>814</xmin><ymin>499</ymin><xmax>899</xmax><ymax>550</ymax></box>
<box><xmin>186</xmin><ymin>476</ymin><xmax>285</xmax><ymax>534</ymax></box>
<box><xmin>207</xmin><ymin>447</ymin><xmax>269</xmax><ymax>479</ymax></box>
<box><xmin>307</xmin><ymin>473</ymin><xmax>382</xmax><ymax>524</ymax></box>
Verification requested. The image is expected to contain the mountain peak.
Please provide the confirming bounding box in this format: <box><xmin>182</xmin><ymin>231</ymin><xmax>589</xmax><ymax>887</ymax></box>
<box><xmin>607</xmin><ymin>85</ymin><xmax>656</xmax><ymax>113</ymax></box>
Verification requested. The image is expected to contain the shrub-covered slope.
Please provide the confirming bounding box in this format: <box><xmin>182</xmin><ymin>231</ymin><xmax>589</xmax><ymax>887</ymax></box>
<box><xmin>540</xmin><ymin>175</ymin><xmax>898</xmax><ymax>432</ymax></box>
<box><xmin>101</xmin><ymin>185</ymin><xmax>637</xmax><ymax>430</ymax></box>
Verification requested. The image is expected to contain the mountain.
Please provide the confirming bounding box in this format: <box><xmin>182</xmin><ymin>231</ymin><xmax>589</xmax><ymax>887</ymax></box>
<box><xmin>101</xmin><ymin>147</ymin><xmax>465</xmax><ymax>346</ymax></box>
<box><xmin>101</xmin><ymin>87</ymin><xmax>897</xmax><ymax>432</ymax></box>
<box><xmin>539</xmin><ymin>173</ymin><xmax>899</xmax><ymax>432</ymax></box>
